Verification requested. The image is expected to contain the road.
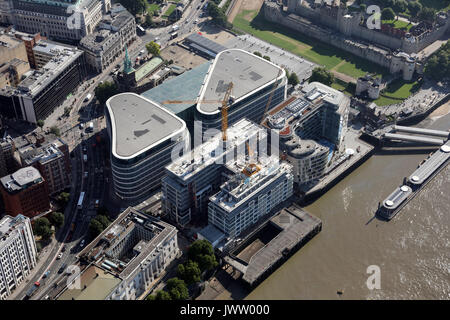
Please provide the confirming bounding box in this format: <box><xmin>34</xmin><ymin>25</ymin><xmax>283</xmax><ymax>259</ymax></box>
<box><xmin>13</xmin><ymin>0</ymin><xmax>207</xmax><ymax>300</ymax></box>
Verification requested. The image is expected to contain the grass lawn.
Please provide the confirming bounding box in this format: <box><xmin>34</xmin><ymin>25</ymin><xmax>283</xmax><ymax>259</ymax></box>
<box><xmin>232</xmin><ymin>9</ymin><xmax>389</xmax><ymax>79</ymax></box>
<box><xmin>147</xmin><ymin>4</ymin><xmax>160</xmax><ymax>15</ymax></box>
<box><xmin>382</xmin><ymin>19</ymin><xmax>413</xmax><ymax>31</ymax></box>
<box><xmin>163</xmin><ymin>4</ymin><xmax>176</xmax><ymax>18</ymax></box>
<box><xmin>374</xmin><ymin>79</ymin><xmax>422</xmax><ymax>106</ymax></box>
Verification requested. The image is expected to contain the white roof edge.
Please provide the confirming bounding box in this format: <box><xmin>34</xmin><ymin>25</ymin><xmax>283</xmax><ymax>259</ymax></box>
<box><xmin>106</xmin><ymin>92</ymin><xmax>187</xmax><ymax>161</ymax></box>
<box><xmin>196</xmin><ymin>49</ymin><xmax>286</xmax><ymax>116</ymax></box>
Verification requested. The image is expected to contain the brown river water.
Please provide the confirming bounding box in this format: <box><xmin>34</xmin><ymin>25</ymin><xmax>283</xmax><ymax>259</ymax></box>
<box><xmin>245</xmin><ymin>111</ymin><xmax>450</xmax><ymax>300</ymax></box>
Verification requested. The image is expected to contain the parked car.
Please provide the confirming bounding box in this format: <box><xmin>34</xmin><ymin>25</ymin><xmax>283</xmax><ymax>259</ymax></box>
<box><xmin>58</xmin><ymin>264</ymin><xmax>67</xmax><ymax>274</ymax></box>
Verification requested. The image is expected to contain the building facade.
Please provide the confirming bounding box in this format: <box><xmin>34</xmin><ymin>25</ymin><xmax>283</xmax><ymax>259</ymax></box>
<box><xmin>58</xmin><ymin>208</ymin><xmax>178</xmax><ymax>300</ymax></box>
<box><xmin>0</xmin><ymin>214</ymin><xmax>37</xmax><ymax>300</ymax></box>
<box><xmin>5</xmin><ymin>0</ymin><xmax>111</xmax><ymax>42</ymax></box>
<box><xmin>0</xmin><ymin>166</ymin><xmax>50</xmax><ymax>218</ymax></box>
<box><xmin>162</xmin><ymin>119</ymin><xmax>268</xmax><ymax>227</ymax></box>
<box><xmin>195</xmin><ymin>49</ymin><xmax>287</xmax><ymax>133</ymax></box>
<box><xmin>18</xmin><ymin>138</ymin><xmax>71</xmax><ymax>195</ymax></box>
<box><xmin>79</xmin><ymin>4</ymin><xmax>136</xmax><ymax>73</ymax></box>
<box><xmin>0</xmin><ymin>44</ymin><xmax>86</xmax><ymax>123</ymax></box>
<box><xmin>208</xmin><ymin>156</ymin><xmax>294</xmax><ymax>239</ymax></box>
<box><xmin>106</xmin><ymin>93</ymin><xmax>189</xmax><ymax>203</ymax></box>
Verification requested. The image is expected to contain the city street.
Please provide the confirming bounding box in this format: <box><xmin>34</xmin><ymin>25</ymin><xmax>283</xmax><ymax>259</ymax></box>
<box><xmin>10</xmin><ymin>0</ymin><xmax>208</xmax><ymax>300</ymax></box>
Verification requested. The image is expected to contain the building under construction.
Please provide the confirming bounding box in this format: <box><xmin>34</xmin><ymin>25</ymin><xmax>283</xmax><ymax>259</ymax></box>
<box><xmin>162</xmin><ymin>119</ymin><xmax>269</xmax><ymax>227</ymax></box>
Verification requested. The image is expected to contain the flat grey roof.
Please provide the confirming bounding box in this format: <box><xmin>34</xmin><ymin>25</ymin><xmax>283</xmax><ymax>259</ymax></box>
<box><xmin>408</xmin><ymin>141</ymin><xmax>450</xmax><ymax>185</ymax></box>
<box><xmin>185</xmin><ymin>33</ymin><xmax>228</xmax><ymax>55</ymax></box>
<box><xmin>106</xmin><ymin>93</ymin><xmax>185</xmax><ymax>160</ymax></box>
<box><xmin>197</xmin><ymin>49</ymin><xmax>284</xmax><ymax>115</ymax></box>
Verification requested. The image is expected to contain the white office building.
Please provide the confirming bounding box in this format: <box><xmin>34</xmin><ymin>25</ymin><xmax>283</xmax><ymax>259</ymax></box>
<box><xmin>0</xmin><ymin>214</ymin><xmax>37</xmax><ymax>300</ymax></box>
<box><xmin>106</xmin><ymin>93</ymin><xmax>189</xmax><ymax>203</ymax></box>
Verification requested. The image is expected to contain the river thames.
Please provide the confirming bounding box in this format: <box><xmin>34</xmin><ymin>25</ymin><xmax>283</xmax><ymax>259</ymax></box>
<box><xmin>245</xmin><ymin>109</ymin><xmax>450</xmax><ymax>300</ymax></box>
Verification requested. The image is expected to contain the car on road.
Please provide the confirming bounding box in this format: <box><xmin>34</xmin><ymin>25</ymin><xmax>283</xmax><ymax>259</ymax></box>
<box><xmin>84</xmin><ymin>172</ymin><xmax>88</xmax><ymax>178</ymax></box>
<box><xmin>80</xmin><ymin>239</ymin><xmax>85</xmax><ymax>248</ymax></box>
<box><xmin>194</xmin><ymin>19</ymin><xmax>199</xmax><ymax>24</ymax></box>
<box><xmin>56</xmin><ymin>252</ymin><xmax>63</xmax><ymax>260</ymax></box>
<box><xmin>154</xmin><ymin>37</ymin><xmax>159</xmax><ymax>41</ymax></box>
<box><xmin>140</xmin><ymin>49</ymin><xmax>145</xmax><ymax>55</ymax></box>
<box><xmin>61</xmin><ymin>245</ymin><xmax>66</xmax><ymax>253</ymax></box>
<box><xmin>58</xmin><ymin>264</ymin><xmax>67</xmax><ymax>274</ymax></box>
<box><xmin>84</xmin><ymin>93</ymin><xmax>92</xmax><ymax>102</ymax></box>
<box><xmin>34</xmin><ymin>281</ymin><xmax>40</xmax><ymax>287</ymax></box>
<box><xmin>43</xmin><ymin>270</ymin><xmax>51</xmax><ymax>278</ymax></box>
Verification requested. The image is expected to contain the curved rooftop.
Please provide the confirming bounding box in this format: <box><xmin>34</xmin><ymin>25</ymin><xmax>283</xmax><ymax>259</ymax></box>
<box><xmin>197</xmin><ymin>49</ymin><xmax>285</xmax><ymax>115</ymax></box>
<box><xmin>106</xmin><ymin>93</ymin><xmax>186</xmax><ymax>160</ymax></box>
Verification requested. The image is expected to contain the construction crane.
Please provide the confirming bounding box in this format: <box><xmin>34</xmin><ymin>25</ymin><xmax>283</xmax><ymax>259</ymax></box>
<box><xmin>260</xmin><ymin>68</ymin><xmax>283</xmax><ymax>125</ymax></box>
<box><xmin>220</xmin><ymin>82</ymin><xmax>234</xmax><ymax>142</ymax></box>
<box><xmin>162</xmin><ymin>83</ymin><xmax>234</xmax><ymax>141</ymax></box>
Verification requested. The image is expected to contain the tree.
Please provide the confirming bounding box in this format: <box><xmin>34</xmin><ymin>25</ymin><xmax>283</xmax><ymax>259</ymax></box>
<box><xmin>57</xmin><ymin>192</ymin><xmax>70</xmax><ymax>206</ymax></box>
<box><xmin>96</xmin><ymin>215</ymin><xmax>111</xmax><ymax>229</ymax></box>
<box><xmin>119</xmin><ymin>0</ymin><xmax>147</xmax><ymax>16</ymax></box>
<box><xmin>37</xmin><ymin>120</ymin><xmax>45</xmax><ymax>129</ymax></box>
<box><xmin>177</xmin><ymin>260</ymin><xmax>201</xmax><ymax>285</ymax></box>
<box><xmin>263</xmin><ymin>55</ymin><xmax>271</xmax><ymax>61</ymax></box>
<box><xmin>187</xmin><ymin>240</ymin><xmax>218</xmax><ymax>272</ymax></box>
<box><xmin>393</xmin><ymin>0</ymin><xmax>407</xmax><ymax>14</ymax></box>
<box><xmin>418</xmin><ymin>7</ymin><xmax>436</xmax><ymax>23</ymax></box>
<box><xmin>33</xmin><ymin>218</ymin><xmax>53</xmax><ymax>240</ymax></box>
<box><xmin>381</xmin><ymin>7</ymin><xmax>396</xmax><ymax>21</ymax></box>
<box><xmin>94</xmin><ymin>81</ymin><xmax>119</xmax><ymax>105</ymax></box>
<box><xmin>253</xmin><ymin>51</ymin><xmax>262</xmax><ymax>57</ymax></box>
<box><xmin>145</xmin><ymin>14</ymin><xmax>153</xmax><ymax>27</ymax></box>
<box><xmin>165</xmin><ymin>278</ymin><xmax>189</xmax><ymax>300</ymax></box>
<box><xmin>146</xmin><ymin>41</ymin><xmax>161</xmax><ymax>56</ymax></box>
<box><xmin>288</xmin><ymin>72</ymin><xmax>300</xmax><ymax>86</ymax></box>
<box><xmin>424</xmin><ymin>41</ymin><xmax>450</xmax><ymax>81</ymax></box>
<box><xmin>49</xmin><ymin>126</ymin><xmax>61</xmax><ymax>137</ymax></box>
<box><xmin>309</xmin><ymin>67</ymin><xmax>335</xmax><ymax>86</ymax></box>
<box><xmin>49</xmin><ymin>212</ymin><xmax>64</xmax><ymax>229</ymax></box>
<box><xmin>407</xmin><ymin>1</ymin><xmax>422</xmax><ymax>18</ymax></box>
<box><xmin>208</xmin><ymin>2</ymin><xmax>232</xmax><ymax>29</ymax></box>
<box><xmin>360</xmin><ymin>4</ymin><xmax>367</xmax><ymax>13</ymax></box>
<box><xmin>147</xmin><ymin>290</ymin><xmax>172</xmax><ymax>300</ymax></box>
<box><xmin>89</xmin><ymin>219</ymin><xmax>104</xmax><ymax>238</ymax></box>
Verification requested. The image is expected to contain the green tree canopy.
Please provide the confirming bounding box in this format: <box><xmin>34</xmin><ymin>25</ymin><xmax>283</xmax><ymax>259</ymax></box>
<box><xmin>37</xmin><ymin>120</ymin><xmax>45</xmax><ymax>128</ymax></box>
<box><xmin>309</xmin><ymin>67</ymin><xmax>335</xmax><ymax>86</ymax></box>
<box><xmin>119</xmin><ymin>0</ymin><xmax>147</xmax><ymax>16</ymax></box>
<box><xmin>165</xmin><ymin>278</ymin><xmax>189</xmax><ymax>300</ymax></box>
<box><xmin>253</xmin><ymin>51</ymin><xmax>262</xmax><ymax>57</ymax></box>
<box><xmin>407</xmin><ymin>1</ymin><xmax>422</xmax><ymax>18</ymax></box>
<box><xmin>146</xmin><ymin>41</ymin><xmax>161</xmax><ymax>56</ymax></box>
<box><xmin>49</xmin><ymin>126</ymin><xmax>61</xmax><ymax>137</ymax></box>
<box><xmin>187</xmin><ymin>240</ymin><xmax>218</xmax><ymax>272</ymax></box>
<box><xmin>263</xmin><ymin>55</ymin><xmax>271</xmax><ymax>61</ymax></box>
<box><xmin>288</xmin><ymin>72</ymin><xmax>300</xmax><ymax>86</ymax></box>
<box><xmin>88</xmin><ymin>219</ymin><xmax>104</xmax><ymax>238</ymax></box>
<box><xmin>418</xmin><ymin>7</ymin><xmax>436</xmax><ymax>22</ymax></box>
<box><xmin>177</xmin><ymin>260</ymin><xmax>201</xmax><ymax>285</ymax></box>
<box><xmin>57</xmin><ymin>192</ymin><xmax>70</xmax><ymax>206</ymax></box>
<box><xmin>94</xmin><ymin>81</ymin><xmax>119</xmax><ymax>105</ymax></box>
<box><xmin>49</xmin><ymin>212</ymin><xmax>64</xmax><ymax>229</ymax></box>
<box><xmin>381</xmin><ymin>7</ymin><xmax>396</xmax><ymax>21</ymax></box>
<box><xmin>424</xmin><ymin>41</ymin><xmax>450</xmax><ymax>81</ymax></box>
<box><xmin>33</xmin><ymin>217</ymin><xmax>53</xmax><ymax>240</ymax></box>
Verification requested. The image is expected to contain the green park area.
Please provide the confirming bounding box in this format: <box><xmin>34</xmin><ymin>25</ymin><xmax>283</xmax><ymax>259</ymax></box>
<box><xmin>373</xmin><ymin>78</ymin><xmax>422</xmax><ymax>106</ymax></box>
<box><xmin>147</xmin><ymin>3</ymin><xmax>160</xmax><ymax>15</ymax></box>
<box><xmin>232</xmin><ymin>9</ymin><xmax>389</xmax><ymax>80</ymax></box>
<box><xmin>163</xmin><ymin>4</ymin><xmax>177</xmax><ymax>18</ymax></box>
<box><xmin>382</xmin><ymin>19</ymin><xmax>413</xmax><ymax>31</ymax></box>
